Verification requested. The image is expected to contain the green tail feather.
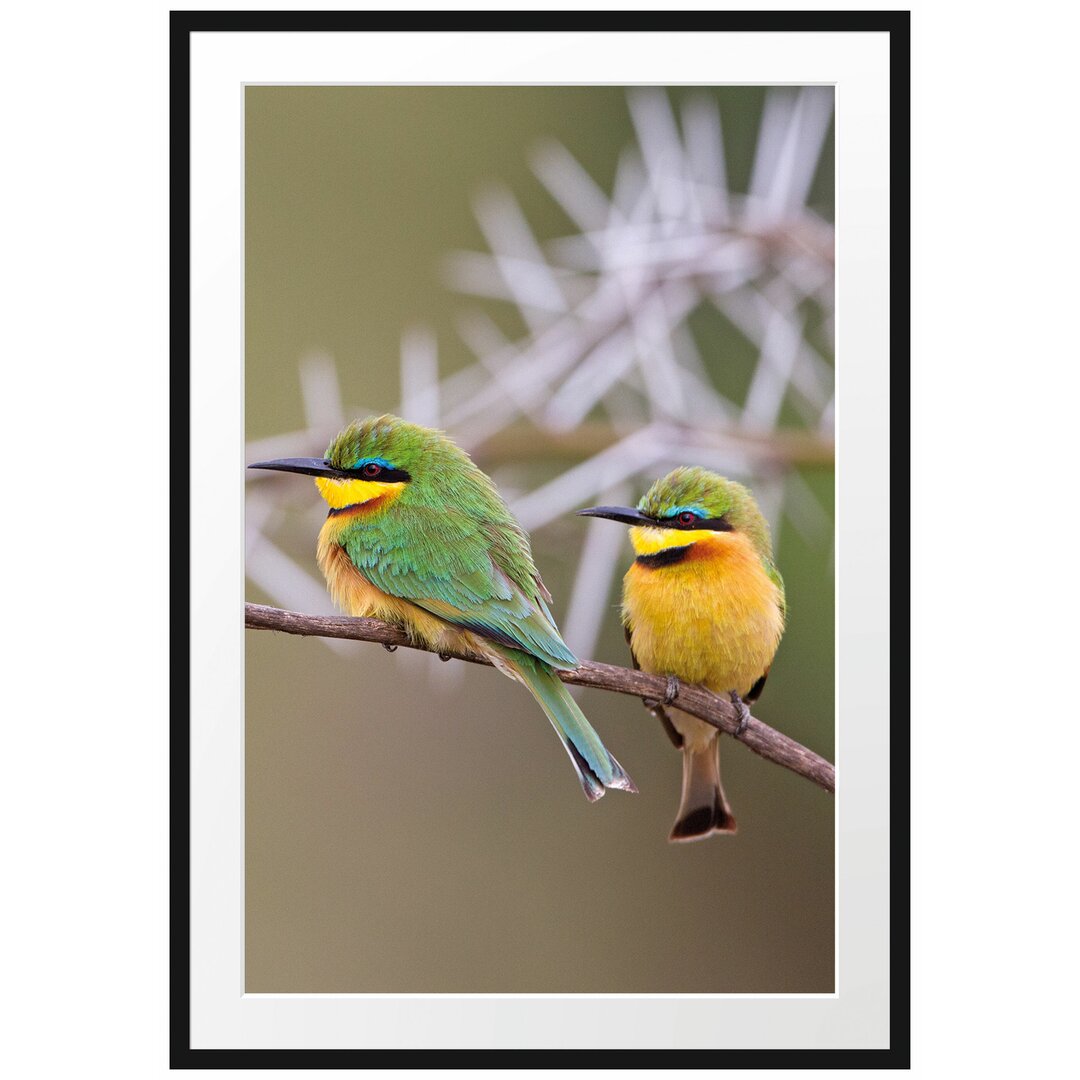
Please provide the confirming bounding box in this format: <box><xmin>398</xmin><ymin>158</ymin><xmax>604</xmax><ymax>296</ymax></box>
<box><xmin>500</xmin><ymin>649</ymin><xmax>637</xmax><ymax>802</ymax></box>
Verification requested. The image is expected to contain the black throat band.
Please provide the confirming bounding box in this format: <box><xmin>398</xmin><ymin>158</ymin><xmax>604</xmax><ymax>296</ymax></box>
<box><xmin>635</xmin><ymin>544</ymin><xmax>693</xmax><ymax>568</ymax></box>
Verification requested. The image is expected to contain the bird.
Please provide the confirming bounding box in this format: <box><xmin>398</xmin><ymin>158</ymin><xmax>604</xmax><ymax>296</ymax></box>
<box><xmin>249</xmin><ymin>414</ymin><xmax>636</xmax><ymax>802</ymax></box>
<box><xmin>579</xmin><ymin>467</ymin><xmax>785</xmax><ymax>841</ymax></box>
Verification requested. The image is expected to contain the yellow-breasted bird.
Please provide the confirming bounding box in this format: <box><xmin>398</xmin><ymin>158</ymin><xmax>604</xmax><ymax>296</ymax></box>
<box><xmin>579</xmin><ymin>468</ymin><xmax>785</xmax><ymax>841</ymax></box>
<box><xmin>249</xmin><ymin>415</ymin><xmax>636</xmax><ymax>802</ymax></box>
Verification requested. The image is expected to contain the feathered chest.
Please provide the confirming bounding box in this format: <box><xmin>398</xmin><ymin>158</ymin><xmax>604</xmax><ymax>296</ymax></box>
<box><xmin>621</xmin><ymin>534</ymin><xmax>785</xmax><ymax>693</ymax></box>
<box><xmin>315</xmin><ymin>515</ymin><xmax>448</xmax><ymax>647</ymax></box>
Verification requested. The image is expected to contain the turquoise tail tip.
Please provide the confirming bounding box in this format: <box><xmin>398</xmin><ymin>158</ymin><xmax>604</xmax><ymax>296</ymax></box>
<box><xmin>566</xmin><ymin>740</ymin><xmax>638</xmax><ymax>802</ymax></box>
<box><xmin>507</xmin><ymin>649</ymin><xmax>638</xmax><ymax>801</ymax></box>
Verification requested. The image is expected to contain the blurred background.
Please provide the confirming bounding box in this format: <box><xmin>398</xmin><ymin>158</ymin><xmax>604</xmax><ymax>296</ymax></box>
<box><xmin>245</xmin><ymin>85</ymin><xmax>834</xmax><ymax>993</ymax></box>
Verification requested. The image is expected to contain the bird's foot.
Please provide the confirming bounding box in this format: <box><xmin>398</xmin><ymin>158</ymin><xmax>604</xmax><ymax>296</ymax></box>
<box><xmin>438</xmin><ymin>652</ymin><xmax>452</xmax><ymax>662</ymax></box>
<box><xmin>730</xmin><ymin>691</ymin><xmax>751</xmax><ymax>737</ymax></box>
<box><xmin>382</xmin><ymin>642</ymin><xmax>398</xmax><ymax>652</ymax></box>
<box><xmin>664</xmin><ymin>675</ymin><xmax>679</xmax><ymax>704</ymax></box>
<box><xmin>643</xmin><ymin>675</ymin><xmax>680</xmax><ymax>711</ymax></box>
<box><xmin>642</xmin><ymin>700</ymin><xmax>667</xmax><ymax>727</ymax></box>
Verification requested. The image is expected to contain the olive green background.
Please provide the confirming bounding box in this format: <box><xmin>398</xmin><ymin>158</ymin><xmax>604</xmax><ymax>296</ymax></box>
<box><xmin>245</xmin><ymin>86</ymin><xmax>834</xmax><ymax>993</ymax></box>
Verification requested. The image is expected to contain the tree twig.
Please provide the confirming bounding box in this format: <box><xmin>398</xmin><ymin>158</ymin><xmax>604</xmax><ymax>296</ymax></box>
<box><xmin>245</xmin><ymin>602</ymin><xmax>835</xmax><ymax>795</ymax></box>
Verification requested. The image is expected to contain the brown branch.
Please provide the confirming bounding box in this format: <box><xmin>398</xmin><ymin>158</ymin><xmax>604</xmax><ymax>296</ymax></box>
<box><xmin>245</xmin><ymin>602</ymin><xmax>835</xmax><ymax>795</ymax></box>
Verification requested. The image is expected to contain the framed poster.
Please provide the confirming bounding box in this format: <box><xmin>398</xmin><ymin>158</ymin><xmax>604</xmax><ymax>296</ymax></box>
<box><xmin>173</xmin><ymin>9</ymin><xmax>908</xmax><ymax>1067</ymax></box>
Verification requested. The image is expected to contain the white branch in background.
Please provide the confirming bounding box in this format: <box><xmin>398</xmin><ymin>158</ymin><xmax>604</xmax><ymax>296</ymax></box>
<box><xmin>245</xmin><ymin>534</ymin><xmax>357</xmax><ymax>657</ymax></box>
<box><xmin>530</xmin><ymin>137</ymin><xmax>614</xmax><ymax>235</ymax></box>
<box><xmin>560</xmin><ymin>483</ymin><xmax>633</xmax><ymax>663</ymax></box>
<box><xmin>244</xmin><ymin>489</ymin><xmax>281</xmax><ymax>561</ymax></box>
<box><xmin>628</xmin><ymin>87</ymin><xmax>693</xmax><ymax>223</ymax></box>
<box><xmin>299</xmin><ymin>349</ymin><xmax>345</xmax><ymax>437</ymax></box>
<box><xmin>399</xmin><ymin>325</ymin><xmax>441</xmax><ymax>428</ymax></box>
<box><xmin>471</xmin><ymin>185</ymin><xmax>569</xmax><ymax>330</ymax></box>
<box><xmin>778</xmin><ymin>86</ymin><xmax>835</xmax><ymax>216</ymax></box>
<box><xmin>741</xmin><ymin>297</ymin><xmax>805</xmax><ymax>432</ymax></box>
<box><xmin>509</xmin><ymin>426</ymin><xmax>666</xmax><ymax>532</ymax></box>
<box><xmin>681</xmin><ymin>92</ymin><xmax>730</xmax><ymax>225</ymax></box>
<box><xmin>543</xmin><ymin>326</ymin><xmax>638</xmax><ymax>431</ymax></box>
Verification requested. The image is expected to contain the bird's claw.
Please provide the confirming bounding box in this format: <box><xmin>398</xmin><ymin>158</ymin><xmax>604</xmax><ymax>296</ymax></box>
<box><xmin>730</xmin><ymin>691</ymin><xmax>751</xmax><ymax>737</ymax></box>
<box><xmin>643</xmin><ymin>675</ymin><xmax>679</xmax><ymax>712</ymax></box>
<box><xmin>438</xmin><ymin>652</ymin><xmax>452</xmax><ymax>662</ymax></box>
<box><xmin>382</xmin><ymin>642</ymin><xmax>398</xmax><ymax>652</ymax></box>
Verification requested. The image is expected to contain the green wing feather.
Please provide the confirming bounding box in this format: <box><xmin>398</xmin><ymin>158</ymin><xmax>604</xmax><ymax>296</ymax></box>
<box><xmin>339</xmin><ymin>503</ymin><xmax>578</xmax><ymax>669</ymax></box>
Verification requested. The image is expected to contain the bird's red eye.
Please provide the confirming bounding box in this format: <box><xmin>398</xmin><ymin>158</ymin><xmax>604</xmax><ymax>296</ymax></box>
<box><xmin>677</xmin><ymin>511</ymin><xmax>697</xmax><ymax>526</ymax></box>
<box><xmin>361</xmin><ymin>463</ymin><xmax>382</xmax><ymax>478</ymax></box>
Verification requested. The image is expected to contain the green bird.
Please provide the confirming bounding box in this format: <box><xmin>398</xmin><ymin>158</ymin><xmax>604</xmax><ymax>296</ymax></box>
<box><xmin>249</xmin><ymin>415</ymin><xmax>636</xmax><ymax>801</ymax></box>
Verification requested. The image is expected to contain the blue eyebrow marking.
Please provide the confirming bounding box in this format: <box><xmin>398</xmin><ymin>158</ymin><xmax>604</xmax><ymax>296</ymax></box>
<box><xmin>665</xmin><ymin>505</ymin><xmax>705</xmax><ymax>519</ymax></box>
<box><xmin>350</xmin><ymin>456</ymin><xmax>394</xmax><ymax>471</ymax></box>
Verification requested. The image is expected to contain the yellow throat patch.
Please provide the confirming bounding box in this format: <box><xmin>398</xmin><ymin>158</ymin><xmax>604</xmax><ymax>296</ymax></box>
<box><xmin>314</xmin><ymin>475</ymin><xmax>406</xmax><ymax>511</ymax></box>
<box><xmin>629</xmin><ymin>525</ymin><xmax>720</xmax><ymax>556</ymax></box>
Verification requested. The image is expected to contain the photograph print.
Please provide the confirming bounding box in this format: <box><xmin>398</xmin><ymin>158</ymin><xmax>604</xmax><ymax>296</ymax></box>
<box><xmin>243</xmin><ymin>83</ymin><xmax>837</xmax><ymax>995</ymax></box>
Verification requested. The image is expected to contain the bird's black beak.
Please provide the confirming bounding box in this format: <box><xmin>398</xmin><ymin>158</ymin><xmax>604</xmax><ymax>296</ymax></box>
<box><xmin>247</xmin><ymin>457</ymin><xmax>342</xmax><ymax>478</ymax></box>
<box><xmin>577</xmin><ymin>505</ymin><xmax>655</xmax><ymax>526</ymax></box>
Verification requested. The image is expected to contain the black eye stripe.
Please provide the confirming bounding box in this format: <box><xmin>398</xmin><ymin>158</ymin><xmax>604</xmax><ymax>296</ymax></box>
<box><xmin>660</xmin><ymin>513</ymin><xmax>733</xmax><ymax>532</ymax></box>
<box><xmin>347</xmin><ymin>464</ymin><xmax>412</xmax><ymax>483</ymax></box>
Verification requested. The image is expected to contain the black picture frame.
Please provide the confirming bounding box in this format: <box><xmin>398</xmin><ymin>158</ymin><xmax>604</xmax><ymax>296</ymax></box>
<box><xmin>171</xmin><ymin>8</ymin><xmax>910</xmax><ymax>1068</ymax></box>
